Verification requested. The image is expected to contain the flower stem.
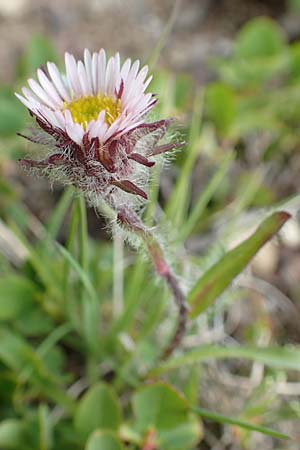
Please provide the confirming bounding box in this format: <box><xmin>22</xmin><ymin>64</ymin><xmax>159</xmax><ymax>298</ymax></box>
<box><xmin>117</xmin><ymin>206</ymin><xmax>188</xmax><ymax>359</ymax></box>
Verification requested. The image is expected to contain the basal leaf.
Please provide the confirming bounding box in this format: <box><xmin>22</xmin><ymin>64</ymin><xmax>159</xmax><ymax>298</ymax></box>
<box><xmin>85</xmin><ymin>431</ymin><xmax>124</xmax><ymax>450</ymax></box>
<box><xmin>189</xmin><ymin>211</ymin><xmax>290</xmax><ymax>318</ymax></box>
<box><xmin>74</xmin><ymin>383</ymin><xmax>121</xmax><ymax>439</ymax></box>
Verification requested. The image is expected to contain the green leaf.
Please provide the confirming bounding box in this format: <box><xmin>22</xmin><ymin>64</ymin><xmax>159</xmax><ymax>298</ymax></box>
<box><xmin>152</xmin><ymin>344</ymin><xmax>300</xmax><ymax>375</ymax></box>
<box><xmin>133</xmin><ymin>382</ymin><xmax>188</xmax><ymax>430</ymax></box>
<box><xmin>0</xmin><ymin>275</ymin><xmax>36</xmax><ymax>321</ymax></box>
<box><xmin>206</xmin><ymin>83</ymin><xmax>236</xmax><ymax>136</ymax></box>
<box><xmin>235</xmin><ymin>18</ymin><xmax>286</xmax><ymax>59</ymax></box>
<box><xmin>0</xmin><ymin>420</ymin><xmax>27</xmax><ymax>449</ymax></box>
<box><xmin>191</xmin><ymin>407</ymin><xmax>289</xmax><ymax>440</ymax></box>
<box><xmin>85</xmin><ymin>431</ymin><xmax>124</xmax><ymax>450</ymax></box>
<box><xmin>159</xmin><ymin>416</ymin><xmax>202</xmax><ymax>450</ymax></box>
<box><xmin>189</xmin><ymin>211</ymin><xmax>290</xmax><ymax>318</ymax></box>
<box><xmin>132</xmin><ymin>383</ymin><xmax>202</xmax><ymax>450</ymax></box>
<box><xmin>74</xmin><ymin>383</ymin><xmax>121</xmax><ymax>439</ymax></box>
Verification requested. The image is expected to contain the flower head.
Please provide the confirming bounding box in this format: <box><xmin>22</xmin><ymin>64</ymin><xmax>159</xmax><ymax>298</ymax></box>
<box><xmin>16</xmin><ymin>49</ymin><xmax>182</xmax><ymax>208</ymax></box>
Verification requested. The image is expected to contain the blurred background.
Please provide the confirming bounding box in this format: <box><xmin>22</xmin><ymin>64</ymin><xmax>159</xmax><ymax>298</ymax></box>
<box><xmin>1</xmin><ymin>1</ymin><xmax>300</xmax><ymax>449</ymax></box>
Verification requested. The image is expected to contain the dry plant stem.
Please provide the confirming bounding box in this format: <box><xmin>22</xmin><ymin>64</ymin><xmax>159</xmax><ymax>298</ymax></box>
<box><xmin>117</xmin><ymin>206</ymin><xmax>188</xmax><ymax>359</ymax></box>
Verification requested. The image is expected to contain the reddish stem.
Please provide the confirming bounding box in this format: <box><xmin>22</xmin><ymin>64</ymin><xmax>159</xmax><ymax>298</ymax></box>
<box><xmin>117</xmin><ymin>206</ymin><xmax>188</xmax><ymax>359</ymax></box>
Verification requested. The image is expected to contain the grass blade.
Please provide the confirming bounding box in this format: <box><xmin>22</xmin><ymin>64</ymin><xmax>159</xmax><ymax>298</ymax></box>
<box><xmin>152</xmin><ymin>344</ymin><xmax>300</xmax><ymax>374</ymax></box>
<box><xmin>191</xmin><ymin>406</ymin><xmax>289</xmax><ymax>440</ymax></box>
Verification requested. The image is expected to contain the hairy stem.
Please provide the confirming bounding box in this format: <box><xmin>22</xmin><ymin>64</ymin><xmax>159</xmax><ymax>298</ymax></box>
<box><xmin>117</xmin><ymin>206</ymin><xmax>188</xmax><ymax>359</ymax></box>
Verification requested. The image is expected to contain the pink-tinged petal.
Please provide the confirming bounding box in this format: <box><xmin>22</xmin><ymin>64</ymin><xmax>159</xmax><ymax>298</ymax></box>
<box><xmin>91</xmin><ymin>52</ymin><xmax>98</xmax><ymax>94</ymax></box>
<box><xmin>37</xmin><ymin>69</ymin><xmax>63</xmax><ymax>107</ymax></box>
<box><xmin>63</xmin><ymin>109</ymin><xmax>75</xmax><ymax>126</ymax></box>
<box><xmin>15</xmin><ymin>93</ymin><xmax>37</xmax><ymax>111</ymax></box>
<box><xmin>52</xmin><ymin>109</ymin><xmax>67</xmax><ymax>129</ymax></box>
<box><xmin>65</xmin><ymin>122</ymin><xmax>84</xmax><ymax>144</ymax></box>
<box><xmin>97</xmin><ymin>48</ymin><xmax>107</xmax><ymax>94</ymax></box>
<box><xmin>105</xmin><ymin>56</ymin><xmax>115</xmax><ymax>95</ymax></box>
<box><xmin>120</xmin><ymin>58</ymin><xmax>131</xmax><ymax>81</ymax></box>
<box><xmin>22</xmin><ymin>87</ymin><xmax>41</xmax><ymax>103</ymax></box>
<box><xmin>97</xmin><ymin>110</ymin><xmax>106</xmax><ymax>123</ymax></box>
<box><xmin>128</xmin><ymin>59</ymin><xmax>140</xmax><ymax>79</ymax></box>
<box><xmin>114</xmin><ymin>52</ymin><xmax>121</xmax><ymax>76</ymax></box>
<box><xmin>65</xmin><ymin>52</ymin><xmax>82</xmax><ymax>97</ymax></box>
<box><xmin>38</xmin><ymin>107</ymin><xmax>61</xmax><ymax>128</ymax></box>
<box><xmin>47</xmin><ymin>62</ymin><xmax>71</xmax><ymax>102</ymax></box>
<box><xmin>77</xmin><ymin>60</ymin><xmax>91</xmax><ymax>95</ymax></box>
<box><xmin>122</xmin><ymin>60</ymin><xmax>140</xmax><ymax>97</ymax></box>
<box><xmin>143</xmin><ymin>75</ymin><xmax>153</xmax><ymax>91</ymax></box>
<box><xmin>89</xmin><ymin>120</ymin><xmax>108</xmax><ymax>141</ymax></box>
<box><xmin>113</xmin><ymin>52</ymin><xmax>121</xmax><ymax>89</ymax></box>
<box><xmin>83</xmin><ymin>49</ymin><xmax>93</xmax><ymax>93</ymax></box>
<box><xmin>27</xmin><ymin>78</ymin><xmax>57</xmax><ymax>109</ymax></box>
<box><xmin>135</xmin><ymin>65</ymin><xmax>149</xmax><ymax>85</ymax></box>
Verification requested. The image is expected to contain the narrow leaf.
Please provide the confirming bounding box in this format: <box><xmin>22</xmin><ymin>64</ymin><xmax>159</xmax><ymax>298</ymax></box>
<box><xmin>189</xmin><ymin>211</ymin><xmax>290</xmax><ymax>318</ymax></box>
<box><xmin>152</xmin><ymin>344</ymin><xmax>300</xmax><ymax>374</ymax></box>
<box><xmin>191</xmin><ymin>406</ymin><xmax>289</xmax><ymax>440</ymax></box>
<box><xmin>74</xmin><ymin>383</ymin><xmax>121</xmax><ymax>439</ymax></box>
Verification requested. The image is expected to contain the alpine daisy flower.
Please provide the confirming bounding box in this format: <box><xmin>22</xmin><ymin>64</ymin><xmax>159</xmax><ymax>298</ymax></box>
<box><xmin>16</xmin><ymin>49</ymin><xmax>181</xmax><ymax>208</ymax></box>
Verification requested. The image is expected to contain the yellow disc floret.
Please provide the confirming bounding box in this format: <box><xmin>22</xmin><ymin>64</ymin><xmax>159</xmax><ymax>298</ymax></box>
<box><xmin>65</xmin><ymin>95</ymin><xmax>122</xmax><ymax>129</ymax></box>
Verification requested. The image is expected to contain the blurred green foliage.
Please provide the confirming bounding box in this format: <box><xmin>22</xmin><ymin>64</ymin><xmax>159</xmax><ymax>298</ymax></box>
<box><xmin>0</xmin><ymin>21</ymin><xmax>299</xmax><ymax>450</ymax></box>
<box><xmin>207</xmin><ymin>17</ymin><xmax>300</xmax><ymax>160</ymax></box>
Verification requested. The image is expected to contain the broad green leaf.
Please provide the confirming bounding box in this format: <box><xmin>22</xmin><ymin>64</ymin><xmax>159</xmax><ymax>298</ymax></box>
<box><xmin>0</xmin><ymin>275</ymin><xmax>36</xmax><ymax>321</ymax></box>
<box><xmin>191</xmin><ymin>407</ymin><xmax>289</xmax><ymax>440</ymax></box>
<box><xmin>85</xmin><ymin>431</ymin><xmax>124</xmax><ymax>450</ymax></box>
<box><xmin>189</xmin><ymin>211</ymin><xmax>290</xmax><ymax>318</ymax></box>
<box><xmin>235</xmin><ymin>18</ymin><xmax>286</xmax><ymax>59</ymax></box>
<box><xmin>152</xmin><ymin>344</ymin><xmax>300</xmax><ymax>375</ymax></box>
<box><xmin>206</xmin><ymin>83</ymin><xmax>236</xmax><ymax>136</ymax></box>
<box><xmin>74</xmin><ymin>383</ymin><xmax>121</xmax><ymax>439</ymax></box>
<box><xmin>132</xmin><ymin>383</ymin><xmax>202</xmax><ymax>449</ymax></box>
<box><xmin>133</xmin><ymin>382</ymin><xmax>188</xmax><ymax>430</ymax></box>
<box><xmin>0</xmin><ymin>420</ymin><xmax>27</xmax><ymax>449</ymax></box>
<box><xmin>159</xmin><ymin>415</ymin><xmax>202</xmax><ymax>450</ymax></box>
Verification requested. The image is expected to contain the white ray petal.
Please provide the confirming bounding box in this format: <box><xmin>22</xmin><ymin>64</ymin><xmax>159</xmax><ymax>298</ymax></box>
<box><xmin>37</xmin><ymin>69</ymin><xmax>63</xmax><ymax>107</ymax></box>
<box><xmin>27</xmin><ymin>78</ymin><xmax>56</xmax><ymax>109</ymax></box>
<box><xmin>47</xmin><ymin>62</ymin><xmax>71</xmax><ymax>102</ymax></box>
<box><xmin>120</xmin><ymin>58</ymin><xmax>131</xmax><ymax>82</ymax></box>
<box><xmin>65</xmin><ymin>52</ymin><xmax>82</xmax><ymax>97</ymax></box>
<box><xmin>91</xmin><ymin>52</ymin><xmax>98</xmax><ymax>94</ymax></box>
<box><xmin>105</xmin><ymin>56</ymin><xmax>115</xmax><ymax>95</ymax></box>
<box><xmin>65</xmin><ymin>122</ymin><xmax>84</xmax><ymax>144</ymax></box>
<box><xmin>78</xmin><ymin>60</ymin><xmax>91</xmax><ymax>95</ymax></box>
<box><xmin>97</xmin><ymin>48</ymin><xmax>107</xmax><ymax>94</ymax></box>
<box><xmin>83</xmin><ymin>49</ymin><xmax>93</xmax><ymax>93</ymax></box>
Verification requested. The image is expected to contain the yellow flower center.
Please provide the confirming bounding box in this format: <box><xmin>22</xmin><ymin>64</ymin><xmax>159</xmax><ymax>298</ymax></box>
<box><xmin>65</xmin><ymin>95</ymin><xmax>122</xmax><ymax>129</ymax></box>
